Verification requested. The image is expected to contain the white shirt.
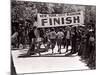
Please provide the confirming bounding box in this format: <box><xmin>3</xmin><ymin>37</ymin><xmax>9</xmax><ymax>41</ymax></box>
<box><xmin>66</xmin><ymin>31</ymin><xmax>70</xmax><ymax>39</ymax></box>
<box><xmin>57</xmin><ymin>31</ymin><xmax>64</xmax><ymax>39</ymax></box>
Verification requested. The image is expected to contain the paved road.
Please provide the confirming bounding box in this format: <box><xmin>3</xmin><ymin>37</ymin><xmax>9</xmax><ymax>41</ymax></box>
<box><xmin>11</xmin><ymin>45</ymin><xmax>89</xmax><ymax>74</ymax></box>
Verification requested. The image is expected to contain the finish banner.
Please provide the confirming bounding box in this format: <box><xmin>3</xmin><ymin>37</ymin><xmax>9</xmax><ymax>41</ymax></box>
<box><xmin>37</xmin><ymin>11</ymin><xmax>84</xmax><ymax>28</ymax></box>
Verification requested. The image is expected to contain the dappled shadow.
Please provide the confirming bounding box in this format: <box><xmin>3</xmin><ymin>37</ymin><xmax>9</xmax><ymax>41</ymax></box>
<box><xmin>18</xmin><ymin>52</ymin><xmax>77</xmax><ymax>58</ymax></box>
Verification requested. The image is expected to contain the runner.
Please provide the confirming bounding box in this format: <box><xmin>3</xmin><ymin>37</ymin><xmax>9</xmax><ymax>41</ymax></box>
<box><xmin>27</xmin><ymin>26</ymin><xmax>37</xmax><ymax>56</ymax></box>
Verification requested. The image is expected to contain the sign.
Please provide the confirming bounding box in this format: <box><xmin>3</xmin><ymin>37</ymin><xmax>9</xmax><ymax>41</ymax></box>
<box><xmin>37</xmin><ymin>11</ymin><xmax>84</xmax><ymax>28</ymax></box>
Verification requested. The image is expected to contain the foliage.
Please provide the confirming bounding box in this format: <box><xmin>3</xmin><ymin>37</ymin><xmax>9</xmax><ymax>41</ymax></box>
<box><xmin>11</xmin><ymin>1</ymin><xmax>96</xmax><ymax>26</ymax></box>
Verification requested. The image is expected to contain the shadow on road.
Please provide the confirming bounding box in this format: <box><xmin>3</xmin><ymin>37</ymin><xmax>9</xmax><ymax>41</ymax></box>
<box><xmin>18</xmin><ymin>52</ymin><xmax>77</xmax><ymax>58</ymax></box>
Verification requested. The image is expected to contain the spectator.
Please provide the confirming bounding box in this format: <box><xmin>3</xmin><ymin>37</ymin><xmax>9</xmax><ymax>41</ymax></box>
<box><xmin>70</xmin><ymin>26</ymin><xmax>78</xmax><ymax>54</ymax></box>
<box><xmin>57</xmin><ymin>28</ymin><xmax>64</xmax><ymax>54</ymax></box>
<box><xmin>49</xmin><ymin>28</ymin><xmax>57</xmax><ymax>54</ymax></box>
<box><xmin>65</xmin><ymin>26</ymin><xmax>71</xmax><ymax>52</ymax></box>
<box><xmin>11</xmin><ymin>31</ymin><xmax>18</xmax><ymax>49</ymax></box>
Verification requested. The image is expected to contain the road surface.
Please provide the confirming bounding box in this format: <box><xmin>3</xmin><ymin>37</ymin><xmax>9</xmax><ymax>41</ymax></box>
<box><xmin>11</xmin><ymin>45</ymin><xmax>89</xmax><ymax>74</ymax></box>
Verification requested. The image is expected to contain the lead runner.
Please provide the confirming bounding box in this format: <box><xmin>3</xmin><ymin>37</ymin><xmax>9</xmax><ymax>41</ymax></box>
<box><xmin>26</xmin><ymin>19</ymin><xmax>40</xmax><ymax>55</ymax></box>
